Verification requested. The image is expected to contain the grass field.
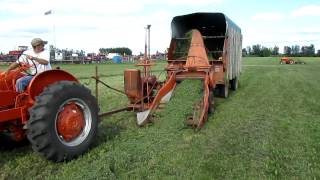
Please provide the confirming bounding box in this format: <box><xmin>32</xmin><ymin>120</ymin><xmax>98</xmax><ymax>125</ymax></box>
<box><xmin>1</xmin><ymin>57</ymin><xmax>320</xmax><ymax>179</ymax></box>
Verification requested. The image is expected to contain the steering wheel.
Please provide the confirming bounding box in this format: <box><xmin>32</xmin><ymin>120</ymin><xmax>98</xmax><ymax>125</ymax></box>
<box><xmin>18</xmin><ymin>54</ymin><xmax>37</xmax><ymax>76</ymax></box>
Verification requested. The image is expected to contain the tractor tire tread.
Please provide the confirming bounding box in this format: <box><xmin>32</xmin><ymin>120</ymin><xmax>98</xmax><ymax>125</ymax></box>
<box><xmin>27</xmin><ymin>80</ymin><xmax>98</xmax><ymax>162</ymax></box>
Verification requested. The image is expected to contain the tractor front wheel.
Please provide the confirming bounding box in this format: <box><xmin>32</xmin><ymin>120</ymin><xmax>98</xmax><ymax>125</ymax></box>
<box><xmin>27</xmin><ymin>81</ymin><xmax>98</xmax><ymax>162</ymax></box>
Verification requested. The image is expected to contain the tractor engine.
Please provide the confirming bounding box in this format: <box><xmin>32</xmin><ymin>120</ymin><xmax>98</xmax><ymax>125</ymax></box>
<box><xmin>124</xmin><ymin>69</ymin><xmax>158</xmax><ymax>110</ymax></box>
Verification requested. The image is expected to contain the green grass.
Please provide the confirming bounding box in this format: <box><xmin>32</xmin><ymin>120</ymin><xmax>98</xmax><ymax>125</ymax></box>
<box><xmin>1</xmin><ymin>57</ymin><xmax>320</xmax><ymax>179</ymax></box>
<box><xmin>153</xmin><ymin>79</ymin><xmax>204</xmax><ymax>129</ymax></box>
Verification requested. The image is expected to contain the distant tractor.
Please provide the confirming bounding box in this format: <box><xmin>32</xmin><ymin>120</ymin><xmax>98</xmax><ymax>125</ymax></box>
<box><xmin>0</xmin><ymin>55</ymin><xmax>99</xmax><ymax>162</ymax></box>
<box><xmin>280</xmin><ymin>57</ymin><xmax>306</xmax><ymax>64</ymax></box>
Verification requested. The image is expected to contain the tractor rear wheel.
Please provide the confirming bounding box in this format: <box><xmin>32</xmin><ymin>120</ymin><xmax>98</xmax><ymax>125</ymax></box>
<box><xmin>27</xmin><ymin>81</ymin><xmax>98</xmax><ymax>162</ymax></box>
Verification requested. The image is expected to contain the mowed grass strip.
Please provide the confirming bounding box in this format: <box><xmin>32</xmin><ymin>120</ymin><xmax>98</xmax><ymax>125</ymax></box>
<box><xmin>0</xmin><ymin>57</ymin><xmax>320</xmax><ymax>179</ymax></box>
<box><xmin>152</xmin><ymin>79</ymin><xmax>204</xmax><ymax>129</ymax></box>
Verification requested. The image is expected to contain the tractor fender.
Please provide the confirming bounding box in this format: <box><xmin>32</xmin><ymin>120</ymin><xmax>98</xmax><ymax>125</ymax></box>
<box><xmin>27</xmin><ymin>70</ymin><xmax>78</xmax><ymax>101</ymax></box>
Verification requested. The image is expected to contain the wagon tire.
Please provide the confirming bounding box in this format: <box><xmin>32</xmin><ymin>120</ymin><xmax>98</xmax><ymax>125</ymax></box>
<box><xmin>220</xmin><ymin>82</ymin><xmax>229</xmax><ymax>98</ymax></box>
<box><xmin>230</xmin><ymin>77</ymin><xmax>238</xmax><ymax>91</ymax></box>
<box><xmin>208</xmin><ymin>91</ymin><xmax>215</xmax><ymax>114</ymax></box>
<box><xmin>27</xmin><ymin>80</ymin><xmax>98</xmax><ymax>162</ymax></box>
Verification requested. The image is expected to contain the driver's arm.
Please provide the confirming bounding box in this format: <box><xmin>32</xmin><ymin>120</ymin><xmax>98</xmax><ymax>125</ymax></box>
<box><xmin>26</xmin><ymin>54</ymin><xmax>49</xmax><ymax>65</ymax></box>
<box><xmin>2</xmin><ymin>60</ymin><xmax>19</xmax><ymax>74</ymax></box>
<box><xmin>32</xmin><ymin>57</ymin><xmax>48</xmax><ymax>65</ymax></box>
<box><xmin>4</xmin><ymin>54</ymin><xmax>27</xmax><ymax>72</ymax></box>
<box><xmin>4</xmin><ymin>62</ymin><xmax>19</xmax><ymax>72</ymax></box>
<box><xmin>3</xmin><ymin>54</ymin><xmax>29</xmax><ymax>74</ymax></box>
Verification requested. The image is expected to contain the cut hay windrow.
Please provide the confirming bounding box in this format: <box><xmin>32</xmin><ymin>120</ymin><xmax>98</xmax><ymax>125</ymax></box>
<box><xmin>152</xmin><ymin>79</ymin><xmax>204</xmax><ymax>128</ymax></box>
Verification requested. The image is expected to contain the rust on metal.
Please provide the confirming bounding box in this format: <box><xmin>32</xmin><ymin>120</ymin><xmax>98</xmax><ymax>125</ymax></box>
<box><xmin>91</xmin><ymin>76</ymin><xmax>127</xmax><ymax>95</ymax></box>
<box><xmin>98</xmin><ymin>107</ymin><xmax>132</xmax><ymax>117</ymax></box>
<box><xmin>56</xmin><ymin>103</ymin><xmax>85</xmax><ymax>142</ymax></box>
<box><xmin>124</xmin><ymin>69</ymin><xmax>142</xmax><ymax>103</ymax></box>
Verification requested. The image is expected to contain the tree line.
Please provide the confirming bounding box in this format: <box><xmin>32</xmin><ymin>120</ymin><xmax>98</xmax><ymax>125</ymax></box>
<box><xmin>99</xmin><ymin>47</ymin><xmax>132</xmax><ymax>56</ymax></box>
<box><xmin>243</xmin><ymin>44</ymin><xmax>320</xmax><ymax>57</ymax></box>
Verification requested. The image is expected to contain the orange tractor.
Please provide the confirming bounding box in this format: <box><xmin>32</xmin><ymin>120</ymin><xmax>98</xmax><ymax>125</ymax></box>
<box><xmin>0</xmin><ymin>55</ymin><xmax>99</xmax><ymax>162</ymax></box>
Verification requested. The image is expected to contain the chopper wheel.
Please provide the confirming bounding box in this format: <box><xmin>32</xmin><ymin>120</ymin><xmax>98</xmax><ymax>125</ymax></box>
<box><xmin>186</xmin><ymin>99</ymin><xmax>208</xmax><ymax>129</ymax></box>
<box><xmin>27</xmin><ymin>81</ymin><xmax>99</xmax><ymax>162</ymax></box>
<box><xmin>208</xmin><ymin>91</ymin><xmax>215</xmax><ymax>114</ymax></box>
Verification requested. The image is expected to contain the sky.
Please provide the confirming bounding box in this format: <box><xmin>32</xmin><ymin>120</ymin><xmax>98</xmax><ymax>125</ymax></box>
<box><xmin>0</xmin><ymin>0</ymin><xmax>320</xmax><ymax>55</ymax></box>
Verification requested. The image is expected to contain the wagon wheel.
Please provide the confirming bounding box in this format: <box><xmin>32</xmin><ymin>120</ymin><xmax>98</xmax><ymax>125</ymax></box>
<box><xmin>186</xmin><ymin>101</ymin><xmax>202</xmax><ymax>128</ymax></box>
<box><xmin>27</xmin><ymin>81</ymin><xmax>98</xmax><ymax>162</ymax></box>
<box><xmin>220</xmin><ymin>81</ymin><xmax>229</xmax><ymax>98</ymax></box>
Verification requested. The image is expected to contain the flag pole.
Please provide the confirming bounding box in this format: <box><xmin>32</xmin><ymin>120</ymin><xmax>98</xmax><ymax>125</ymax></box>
<box><xmin>53</xmin><ymin>10</ymin><xmax>56</xmax><ymax>50</ymax></box>
<box><xmin>45</xmin><ymin>9</ymin><xmax>56</xmax><ymax>61</ymax></box>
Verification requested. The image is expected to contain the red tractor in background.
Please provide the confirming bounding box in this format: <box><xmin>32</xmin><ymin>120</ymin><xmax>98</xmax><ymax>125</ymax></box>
<box><xmin>0</xmin><ymin>55</ymin><xmax>99</xmax><ymax>162</ymax></box>
<box><xmin>280</xmin><ymin>57</ymin><xmax>306</xmax><ymax>64</ymax></box>
<box><xmin>280</xmin><ymin>57</ymin><xmax>295</xmax><ymax>64</ymax></box>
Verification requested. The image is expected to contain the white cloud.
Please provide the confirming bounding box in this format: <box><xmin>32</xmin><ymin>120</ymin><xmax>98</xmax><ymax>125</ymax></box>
<box><xmin>53</xmin><ymin>0</ymin><xmax>144</xmax><ymax>15</ymax></box>
<box><xmin>300</xmin><ymin>27</ymin><xmax>320</xmax><ymax>34</ymax></box>
<box><xmin>0</xmin><ymin>0</ymin><xmax>53</xmax><ymax>14</ymax></box>
<box><xmin>0</xmin><ymin>0</ymin><xmax>225</xmax><ymax>54</ymax></box>
<box><xmin>291</xmin><ymin>5</ymin><xmax>320</xmax><ymax>17</ymax></box>
<box><xmin>0</xmin><ymin>0</ymin><xmax>223</xmax><ymax>15</ymax></box>
<box><xmin>156</xmin><ymin>0</ymin><xmax>223</xmax><ymax>5</ymax></box>
<box><xmin>251</xmin><ymin>12</ymin><xmax>285</xmax><ymax>21</ymax></box>
<box><xmin>0</xmin><ymin>10</ymin><xmax>173</xmax><ymax>54</ymax></box>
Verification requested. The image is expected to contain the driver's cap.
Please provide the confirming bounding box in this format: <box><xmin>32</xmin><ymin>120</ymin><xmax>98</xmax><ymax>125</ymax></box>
<box><xmin>31</xmin><ymin>38</ymin><xmax>48</xmax><ymax>47</ymax></box>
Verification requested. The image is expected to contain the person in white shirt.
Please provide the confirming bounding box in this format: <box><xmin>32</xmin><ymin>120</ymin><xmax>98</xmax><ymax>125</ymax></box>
<box><xmin>2</xmin><ymin>38</ymin><xmax>52</xmax><ymax>92</ymax></box>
